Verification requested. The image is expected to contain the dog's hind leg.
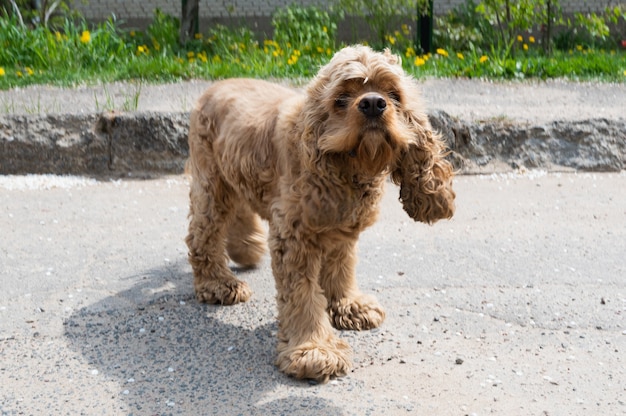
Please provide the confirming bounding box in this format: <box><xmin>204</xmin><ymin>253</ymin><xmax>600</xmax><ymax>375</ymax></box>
<box><xmin>186</xmin><ymin>176</ymin><xmax>252</xmax><ymax>305</ymax></box>
<box><xmin>226</xmin><ymin>205</ymin><xmax>267</xmax><ymax>268</ymax></box>
<box><xmin>319</xmin><ymin>239</ymin><xmax>386</xmax><ymax>331</ymax></box>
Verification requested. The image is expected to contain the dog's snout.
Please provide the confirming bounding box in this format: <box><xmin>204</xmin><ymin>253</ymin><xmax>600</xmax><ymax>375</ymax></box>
<box><xmin>358</xmin><ymin>94</ymin><xmax>386</xmax><ymax>118</ymax></box>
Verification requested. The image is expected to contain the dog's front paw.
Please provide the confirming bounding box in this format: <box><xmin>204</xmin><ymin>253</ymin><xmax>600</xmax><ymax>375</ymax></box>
<box><xmin>194</xmin><ymin>278</ymin><xmax>252</xmax><ymax>305</ymax></box>
<box><xmin>328</xmin><ymin>294</ymin><xmax>386</xmax><ymax>330</ymax></box>
<box><xmin>276</xmin><ymin>339</ymin><xmax>352</xmax><ymax>383</ymax></box>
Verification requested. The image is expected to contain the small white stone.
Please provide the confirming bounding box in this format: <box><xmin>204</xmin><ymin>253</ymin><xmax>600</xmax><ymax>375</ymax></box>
<box><xmin>122</xmin><ymin>390</ymin><xmax>130</xmax><ymax>395</ymax></box>
<box><xmin>168</xmin><ymin>367</ymin><xmax>174</xmax><ymax>372</ymax></box>
<box><xmin>90</xmin><ymin>369</ymin><xmax>99</xmax><ymax>375</ymax></box>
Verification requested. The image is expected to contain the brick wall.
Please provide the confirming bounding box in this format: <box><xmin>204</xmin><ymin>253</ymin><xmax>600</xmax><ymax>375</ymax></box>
<box><xmin>75</xmin><ymin>0</ymin><xmax>617</xmax><ymax>21</ymax></box>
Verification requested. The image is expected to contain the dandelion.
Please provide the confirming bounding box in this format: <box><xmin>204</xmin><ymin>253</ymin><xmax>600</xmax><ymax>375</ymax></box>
<box><xmin>623</xmin><ymin>69</ymin><xmax>626</xmax><ymax>76</ymax></box>
<box><xmin>187</xmin><ymin>51</ymin><xmax>195</xmax><ymax>58</ymax></box>
<box><xmin>457</xmin><ymin>52</ymin><xmax>464</xmax><ymax>60</ymax></box>
<box><xmin>137</xmin><ymin>45</ymin><xmax>148</xmax><ymax>54</ymax></box>
<box><xmin>17</xmin><ymin>70</ymin><xmax>23</xmax><ymax>77</ymax></box>
<box><xmin>0</xmin><ymin>67</ymin><xmax>5</xmax><ymax>76</ymax></box>
<box><xmin>436</xmin><ymin>48</ymin><xmax>448</xmax><ymax>57</ymax></box>
<box><xmin>523</xmin><ymin>44</ymin><xmax>528</xmax><ymax>51</ymax></box>
<box><xmin>55</xmin><ymin>31</ymin><xmax>62</xmax><ymax>41</ymax></box>
<box><xmin>479</xmin><ymin>55</ymin><xmax>488</xmax><ymax>63</ymax></box>
<box><xmin>387</xmin><ymin>35</ymin><xmax>396</xmax><ymax>45</ymax></box>
<box><xmin>402</xmin><ymin>24</ymin><xmax>409</xmax><ymax>36</ymax></box>
<box><xmin>414</xmin><ymin>56</ymin><xmax>426</xmax><ymax>66</ymax></box>
<box><xmin>198</xmin><ymin>51</ymin><xmax>208</xmax><ymax>63</ymax></box>
<box><xmin>130</xmin><ymin>30</ymin><xmax>136</xmax><ymax>37</ymax></box>
<box><xmin>517</xmin><ymin>35</ymin><xmax>523</xmax><ymax>42</ymax></box>
<box><xmin>194</xmin><ymin>33</ymin><xmax>203</xmax><ymax>40</ymax></box>
<box><xmin>317</xmin><ymin>46</ymin><xmax>324</xmax><ymax>54</ymax></box>
<box><xmin>80</xmin><ymin>30</ymin><xmax>91</xmax><ymax>44</ymax></box>
<box><xmin>212</xmin><ymin>55</ymin><xmax>221</xmax><ymax>63</ymax></box>
<box><xmin>322</xmin><ymin>26</ymin><xmax>328</xmax><ymax>33</ymax></box>
<box><xmin>25</xmin><ymin>67</ymin><xmax>33</xmax><ymax>76</ymax></box>
<box><xmin>287</xmin><ymin>53</ymin><xmax>299</xmax><ymax>65</ymax></box>
<box><xmin>576</xmin><ymin>45</ymin><xmax>583</xmax><ymax>51</ymax></box>
<box><xmin>529</xmin><ymin>36</ymin><xmax>535</xmax><ymax>43</ymax></box>
<box><xmin>326</xmin><ymin>48</ymin><xmax>332</xmax><ymax>55</ymax></box>
<box><xmin>405</xmin><ymin>47</ymin><xmax>416</xmax><ymax>58</ymax></box>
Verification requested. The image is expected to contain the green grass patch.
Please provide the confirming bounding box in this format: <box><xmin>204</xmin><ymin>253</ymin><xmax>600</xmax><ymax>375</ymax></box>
<box><xmin>0</xmin><ymin>11</ymin><xmax>625</xmax><ymax>89</ymax></box>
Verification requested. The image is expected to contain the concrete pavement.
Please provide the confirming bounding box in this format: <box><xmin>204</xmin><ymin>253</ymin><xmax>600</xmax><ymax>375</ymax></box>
<box><xmin>1</xmin><ymin>171</ymin><xmax>624</xmax><ymax>415</ymax></box>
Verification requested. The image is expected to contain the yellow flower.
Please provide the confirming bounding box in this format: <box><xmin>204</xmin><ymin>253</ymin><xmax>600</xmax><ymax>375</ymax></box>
<box><xmin>623</xmin><ymin>70</ymin><xmax>626</xmax><ymax>76</ymax></box>
<box><xmin>529</xmin><ymin>36</ymin><xmax>535</xmax><ymax>43</ymax></box>
<box><xmin>137</xmin><ymin>45</ymin><xmax>146</xmax><ymax>54</ymax></box>
<box><xmin>212</xmin><ymin>55</ymin><xmax>221</xmax><ymax>63</ymax></box>
<box><xmin>287</xmin><ymin>54</ymin><xmax>298</xmax><ymax>65</ymax></box>
<box><xmin>479</xmin><ymin>55</ymin><xmax>488</xmax><ymax>63</ymax></box>
<box><xmin>55</xmin><ymin>31</ymin><xmax>62</xmax><ymax>41</ymax></box>
<box><xmin>576</xmin><ymin>45</ymin><xmax>583</xmax><ymax>51</ymax></box>
<box><xmin>322</xmin><ymin>26</ymin><xmax>328</xmax><ymax>33</ymax></box>
<box><xmin>317</xmin><ymin>46</ymin><xmax>324</xmax><ymax>54</ymax></box>
<box><xmin>523</xmin><ymin>43</ymin><xmax>528</xmax><ymax>51</ymax></box>
<box><xmin>187</xmin><ymin>51</ymin><xmax>195</xmax><ymax>58</ymax></box>
<box><xmin>188</xmin><ymin>58</ymin><xmax>195</xmax><ymax>64</ymax></box>
<box><xmin>130</xmin><ymin>30</ymin><xmax>136</xmax><ymax>37</ymax></box>
<box><xmin>517</xmin><ymin>35</ymin><xmax>523</xmax><ymax>42</ymax></box>
<box><xmin>17</xmin><ymin>70</ymin><xmax>23</xmax><ymax>77</ymax></box>
<box><xmin>405</xmin><ymin>47</ymin><xmax>416</xmax><ymax>57</ymax></box>
<box><xmin>25</xmin><ymin>67</ymin><xmax>33</xmax><ymax>76</ymax></box>
<box><xmin>80</xmin><ymin>30</ymin><xmax>91</xmax><ymax>43</ymax></box>
<box><xmin>402</xmin><ymin>24</ymin><xmax>409</xmax><ymax>35</ymax></box>
<box><xmin>326</xmin><ymin>48</ymin><xmax>332</xmax><ymax>55</ymax></box>
<box><xmin>457</xmin><ymin>52</ymin><xmax>464</xmax><ymax>60</ymax></box>
<box><xmin>387</xmin><ymin>35</ymin><xmax>396</xmax><ymax>45</ymax></box>
<box><xmin>436</xmin><ymin>48</ymin><xmax>448</xmax><ymax>57</ymax></box>
<box><xmin>414</xmin><ymin>57</ymin><xmax>426</xmax><ymax>66</ymax></box>
<box><xmin>194</xmin><ymin>33</ymin><xmax>203</xmax><ymax>40</ymax></box>
<box><xmin>0</xmin><ymin>67</ymin><xmax>5</xmax><ymax>76</ymax></box>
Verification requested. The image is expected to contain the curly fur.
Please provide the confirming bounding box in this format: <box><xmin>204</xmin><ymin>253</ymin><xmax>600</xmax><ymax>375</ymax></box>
<box><xmin>185</xmin><ymin>45</ymin><xmax>455</xmax><ymax>382</ymax></box>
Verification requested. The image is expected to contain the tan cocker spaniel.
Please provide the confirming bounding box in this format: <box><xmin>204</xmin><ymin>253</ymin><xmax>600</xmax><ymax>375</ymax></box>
<box><xmin>186</xmin><ymin>45</ymin><xmax>455</xmax><ymax>382</ymax></box>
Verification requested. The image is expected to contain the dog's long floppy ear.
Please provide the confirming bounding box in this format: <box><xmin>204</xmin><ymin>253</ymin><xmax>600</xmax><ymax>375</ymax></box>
<box><xmin>391</xmin><ymin>111</ymin><xmax>455</xmax><ymax>224</ymax></box>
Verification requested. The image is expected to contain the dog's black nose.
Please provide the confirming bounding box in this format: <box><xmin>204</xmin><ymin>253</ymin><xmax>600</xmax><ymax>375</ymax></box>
<box><xmin>358</xmin><ymin>94</ymin><xmax>386</xmax><ymax>118</ymax></box>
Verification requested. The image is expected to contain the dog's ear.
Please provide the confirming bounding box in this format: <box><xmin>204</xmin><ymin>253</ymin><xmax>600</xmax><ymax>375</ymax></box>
<box><xmin>391</xmin><ymin>112</ymin><xmax>455</xmax><ymax>224</ymax></box>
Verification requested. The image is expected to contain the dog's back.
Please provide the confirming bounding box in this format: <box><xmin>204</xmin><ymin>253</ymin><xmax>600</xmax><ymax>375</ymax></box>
<box><xmin>189</xmin><ymin>79</ymin><xmax>303</xmax><ymax>218</ymax></box>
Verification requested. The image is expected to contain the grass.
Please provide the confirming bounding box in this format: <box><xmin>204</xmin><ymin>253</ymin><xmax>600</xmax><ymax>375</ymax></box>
<box><xmin>0</xmin><ymin>14</ymin><xmax>625</xmax><ymax>90</ymax></box>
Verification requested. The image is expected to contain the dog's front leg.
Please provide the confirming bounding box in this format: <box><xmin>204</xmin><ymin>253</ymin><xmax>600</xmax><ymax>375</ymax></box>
<box><xmin>269</xmin><ymin>226</ymin><xmax>352</xmax><ymax>383</ymax></box>
<box><xmin>319</xmin><ymin>239</ymin><xmax>386</xmax><ymax>331</ymax></box>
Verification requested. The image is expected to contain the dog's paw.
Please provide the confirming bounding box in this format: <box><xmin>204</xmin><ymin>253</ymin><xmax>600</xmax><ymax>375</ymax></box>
<box><xmin>275</xmin><ymin>339</ymin><xmax>352</xmax><ymax>383</ymax></box>
<box><xmin>328</xmin><ymin>294</ymin><xmax>386</xmax><ymax>330</ymax></box>
<box><xmin>194</xmin><ymin>278</ymin><xmax>252</xmax><ymax>305</ymax></box>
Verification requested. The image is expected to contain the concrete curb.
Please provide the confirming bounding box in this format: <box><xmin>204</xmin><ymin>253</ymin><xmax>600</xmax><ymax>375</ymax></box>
<box><xmin>1</xmin><ymin>111</ymin><xmax>624</xmax><ymax>175</ymax></box>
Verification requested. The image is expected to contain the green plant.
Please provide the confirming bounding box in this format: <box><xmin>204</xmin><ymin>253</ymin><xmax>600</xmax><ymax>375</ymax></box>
<box><xmin>434</xmin><ymin>0</ymin><xmax>493</xmax><ymax>53</ymax></box>
<box><xmin>271</xmin><ymin>4</ymin><xmax>339</xmax><ymax>52</ymax></box>
<box><xmin>339</xmin><ymin>0</ymin><xmax>429</xmax><ymax>47</ymax></box>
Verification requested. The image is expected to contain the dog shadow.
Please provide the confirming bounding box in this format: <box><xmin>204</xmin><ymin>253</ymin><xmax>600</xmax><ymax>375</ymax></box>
<box><xmin>63</xmin><ymin>260</ymin><xmax>342</xmax><ymax>414</ymax></box>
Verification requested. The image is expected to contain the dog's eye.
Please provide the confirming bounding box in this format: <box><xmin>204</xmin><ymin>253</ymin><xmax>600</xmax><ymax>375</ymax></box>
<box><xmin>389</xmin><ymin>91</ymin><xmax>401</xmax><ymax>104</ymax></box>
<box><xmin>334</xmin><ymin>94</ymin><xmax>349</xmax><ymax>109</ymax></box>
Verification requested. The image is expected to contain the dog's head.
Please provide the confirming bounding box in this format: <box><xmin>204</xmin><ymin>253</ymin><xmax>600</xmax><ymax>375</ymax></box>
<box><xmin>304</xmin><ymin>45</ymin><xmax>412</xmax><ymax>176</ymax></box>
<box><xmin>304</xmin><ymin>45</ymin><xmax>455</xmax><ymax>223</ymax></box>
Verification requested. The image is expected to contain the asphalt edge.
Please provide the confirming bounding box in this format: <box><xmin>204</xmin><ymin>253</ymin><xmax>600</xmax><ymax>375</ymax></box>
<box><xmin>0</xmin><ymin>111</ymin><xmax>624</xmax><ymax>176</ymax></box>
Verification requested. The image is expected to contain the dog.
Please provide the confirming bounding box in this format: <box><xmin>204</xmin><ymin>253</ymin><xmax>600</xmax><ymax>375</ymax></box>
<box><xmin>185</xmin><ymin>45</ymin><xmax>455</xmax><ymax>383</ymax></box>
